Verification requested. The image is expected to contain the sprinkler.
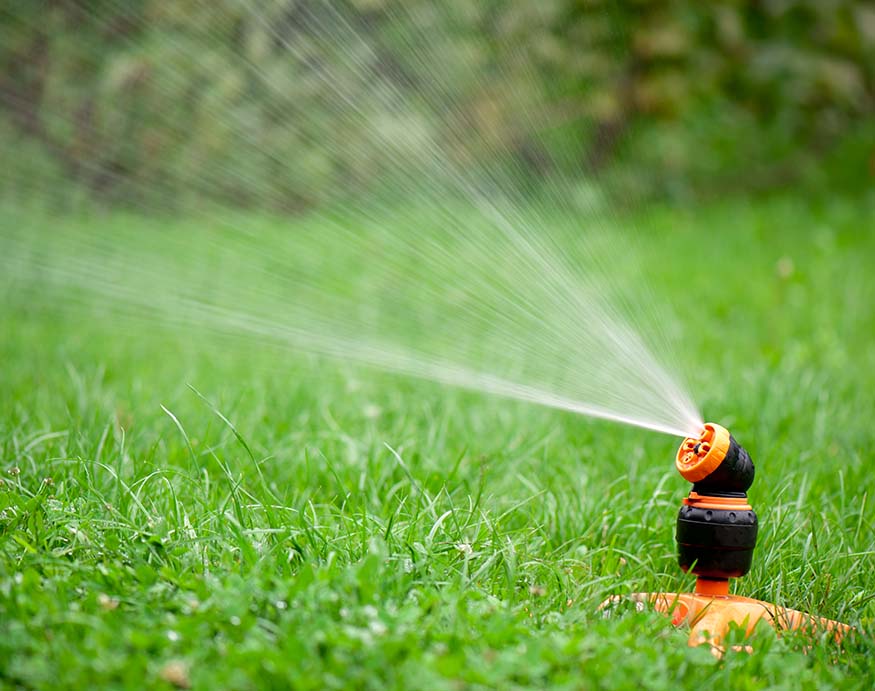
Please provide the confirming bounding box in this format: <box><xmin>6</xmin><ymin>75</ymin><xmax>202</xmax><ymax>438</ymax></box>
<box><xmin>604</xmin><ymin>423</ymin><xmax>852</xmax><ymax>655</ymax></box>
<box><xmin>675</xmin><ymin>423</ymin><xmax>757</xmax><ymax>587</ymax></box>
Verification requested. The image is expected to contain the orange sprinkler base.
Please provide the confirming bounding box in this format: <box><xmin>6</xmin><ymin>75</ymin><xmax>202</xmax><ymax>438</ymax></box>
<box><xmin>620</xmin><ymin>578</ymin><xmax>852</xmax><ymax>656</ymax></box>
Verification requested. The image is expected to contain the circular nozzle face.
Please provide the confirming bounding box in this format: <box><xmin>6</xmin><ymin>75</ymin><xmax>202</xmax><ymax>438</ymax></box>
<box><xmin>676</xmin><ymin>423</ymin><xmax>731</xmax><ymax>483</ymax></box>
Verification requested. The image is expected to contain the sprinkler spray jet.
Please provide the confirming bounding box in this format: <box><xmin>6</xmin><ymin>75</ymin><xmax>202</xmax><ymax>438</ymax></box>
<box><xmin>607</xmin><ymin>423</ymin><xmax>851</xmax><ymax>655</ymax></box>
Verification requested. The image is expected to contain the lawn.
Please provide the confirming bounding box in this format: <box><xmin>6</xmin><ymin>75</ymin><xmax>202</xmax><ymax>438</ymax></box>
<box><xmin>1</xmin><ymin>192</ymin><xmax>874</xmax><ymax>689</ymax></box>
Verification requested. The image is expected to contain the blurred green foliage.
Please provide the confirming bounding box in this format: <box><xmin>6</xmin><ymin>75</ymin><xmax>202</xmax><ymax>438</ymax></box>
<box><xmin>1</xmin><ymin>0</ymin><xmax>873</xmax><ymax>210</ymax></box>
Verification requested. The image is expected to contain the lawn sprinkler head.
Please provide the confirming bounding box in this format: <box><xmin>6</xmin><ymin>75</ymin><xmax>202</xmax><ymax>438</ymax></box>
<box><xmin>675</xmin><ymin>423</ymin><xmax>758</xmax><ymax>589</ymax></box>
<box><xmin>602</xmin><ymin>422</ymin><xmax>852</xmax><ymax>655</ymax></box>
<box><xmin>676</xmin><ymin>423</ymin><xmax>754</xmax><ymax>493</ymax></box>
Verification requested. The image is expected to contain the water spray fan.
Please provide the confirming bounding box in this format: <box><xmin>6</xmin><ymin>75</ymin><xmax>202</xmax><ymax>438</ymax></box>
<box><xmin>613</xmin><ymin>423</ymin><xmax>852</xmax><ymax>654</ymax></box>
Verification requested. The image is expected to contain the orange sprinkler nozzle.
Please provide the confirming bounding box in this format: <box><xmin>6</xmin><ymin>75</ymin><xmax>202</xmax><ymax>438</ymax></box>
<box><xmin>676</xmin><ymin>422</ymin><xmax>755</xmax><ymax>495</ymax></box>
<box><xmin>676</xmin><ymin>423</ymin><xmax>730</xmax><ymax>483</ymax></box>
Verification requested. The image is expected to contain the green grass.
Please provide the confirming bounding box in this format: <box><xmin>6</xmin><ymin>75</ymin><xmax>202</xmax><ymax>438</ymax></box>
<box><xmin>1</xmin><ymin>192</ymin><xmax>874</xmax><ymax>689</ymax></box>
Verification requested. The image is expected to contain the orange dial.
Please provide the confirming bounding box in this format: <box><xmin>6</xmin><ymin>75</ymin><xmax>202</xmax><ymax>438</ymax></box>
<box><xmin>676</xmin><ymin>423</ymin><xmax>731</xmax><ymax>483</ymax></box>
